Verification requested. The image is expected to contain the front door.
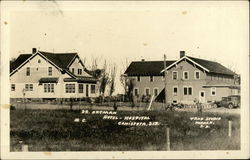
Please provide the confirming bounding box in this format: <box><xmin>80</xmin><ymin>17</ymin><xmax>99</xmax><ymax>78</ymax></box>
<box><xmin>199</xmin><ymin>91</ymin><xmax>205</xmax><ymax>103</ymax></box>
<box><xmin>86</xmin><ymin>85</ymin><xmax>89</xmax><ymax>97</ymax></box>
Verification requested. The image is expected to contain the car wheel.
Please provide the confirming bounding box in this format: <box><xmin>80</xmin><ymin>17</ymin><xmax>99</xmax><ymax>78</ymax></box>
<box><xmin>213</xmin><ymin>103</ymin><xmax>218</xmax><ymax>108</ymax></box>
<box><xmin>228</xmin><ymin>104</ymin><xmax>233</xmax><ymax>109</ymax></box>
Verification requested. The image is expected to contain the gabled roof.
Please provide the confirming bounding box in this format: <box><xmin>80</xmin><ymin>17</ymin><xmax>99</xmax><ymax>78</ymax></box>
<box><xmin>124</xmin><ymin>60</ymin><xmax>175</xmax><ymax>76</ymax></box>
<box><xmin>187</xmin><ymin>56</ymin><xmax>235</xmax><ymax>76</ymax></box>
<box><xmin>39</xmin><ymin>51</ymin><xmax>77</xmax><ymax>70</ymax></box>
<box><xmin>10</xmin><ymin>50</ymin><xmax>78</xmax><ymax>76</ymax></box>
<box><xmin>10</xmin><ymin>54</ymin><xmax>32</xmax><ymax>72</ymax></box>
<box><xmin>161</xmin><ymin>56</ymin><xmax>235</xmax><ymax>76</ymax></box>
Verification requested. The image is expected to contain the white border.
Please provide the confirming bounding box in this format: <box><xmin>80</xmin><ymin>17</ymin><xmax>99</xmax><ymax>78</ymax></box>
<box><xmin>1</xmin><ymin>1</ymin><xmax>249</xmax><ymax>159</ymax></box>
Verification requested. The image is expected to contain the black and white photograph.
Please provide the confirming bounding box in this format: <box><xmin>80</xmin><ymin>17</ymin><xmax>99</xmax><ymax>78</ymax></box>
<box><xmin>1</xmin><ymin>1</ymin><xmax>249</xmax><ymax>159</ymax></box>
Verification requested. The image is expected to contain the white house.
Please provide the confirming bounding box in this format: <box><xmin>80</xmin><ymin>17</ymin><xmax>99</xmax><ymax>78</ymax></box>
<box><xmin>10</xmin><ymin>48</ymin><xmax>99</xmax><ymax>102</ymax></box>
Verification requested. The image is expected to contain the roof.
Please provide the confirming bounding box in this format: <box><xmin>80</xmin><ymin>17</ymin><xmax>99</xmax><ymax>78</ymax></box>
<box><xmin>39</xmin><ymin>77</ymin><xmax>59</xmax><ymax>83</ymax></box>
<box><xmin>10</xmin><ymin>51</ymin><xmax>78</xmax><ymax>74</ymax></box>
<box><xmin>187</xmin><ymin>56</ymin><xmax>235</xmax><ymax>76</ymax></box>
<box><xmin>10</xmin><ymin>54</ymin><xmax>32</xmax><ymax>72</ymax></box>
<box><xmin>124</xmin><ymin>61</ymin><xmax>175</xmax><ymax>76</ymax></box>
<box><xmin>132</xmin><ymin>56</ymin><xmax>236</xmax><ymax>76</ymax></box>
<box><xmin>64</xmin><ymin>76</ymin><xmax>97</xmax><ymax>83</ymax></box>
<box><xmin>39</xmin><ymin>51</ymin><xmax>77</xmax><ymax>70</ymax></box>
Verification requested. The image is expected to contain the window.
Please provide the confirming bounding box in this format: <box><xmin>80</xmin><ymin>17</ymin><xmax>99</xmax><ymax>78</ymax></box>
<box><xmin>150</xmin><ymin>76</ymin><xmax>154</xmax><ymax>82</ymax></box>
<box><xmin>48</xmin><ymin>67</ymin><xmax>52</xmax><ymax>76</ymax></box>
<box><xmin>78</xmin><ymin>84</ymin><xmax>84</xmax><ymax>93</ymax></box>
<box><xmin>173</xmin><ymin>87</ymin><xmax>178</xmax><ymax>96</ymax></box>
<box><xmin>25</xmin><ymin>84</ymin><xmax>33</xmax><ymax>91</ymax></box>
<box><xmin>72</xmin><ymin>68</ymin><xmax>75</xmax><ymax>74</ymax></box>
<box><xmin>44</xmin><ymin>84</ymin><xmax>47</xmax><ymax>92</ymax></box>
<box><xmin>30</xmin><ymin>84</ymin><xmax>33</xmax><ymax>91</ymax></box>
<box><xmin>211</xmin><ymin>87</ymin><xmax>216</xmax><ymax>96</ymax></box>
<box><xmin>137</xmin><ymin>76</ymin><xmax>140</xmax><ymax>82</ymax></box>
<box><xmin>183</xmin><ymin>71</ymin><xmax>189</xmax><ymax>80</ymax></box>
<box><xmin>51</xmin><ymin>84</ymin><xmax>54</xmax><ymax>92</ymax></box>
<box><xmin>26</xmin><ymin>67</ymin><xmax>30</xmax><ymax>76</ymax></box>
<box><xmin>78</xmin><ymin>69</ymin><xmax>82</xmax><ymax>75</ymax></box>
<box><xmin>44</xmin><ymin>83</ymin><xmax>54</xmax><ymax>93</ymax></box>
<box><xmin>195</xmin><ymin>71</ymin><xmax>200</xmax><ymax>79</ymax></box>
<box><xmin>145</xmin><ymin>88</ymin><xmax>150</xmax><ymax>96</ymax></box>
<box><xmin>65</xmin><ymin>84</ymin><xmax>75</xmax><ymax>93</ymax></box>
<box><xmin>91</xmin><ymin>85</ymin><xmax>96</xmax><ymax>94</ymax></box>
<box><xmin>154</xmin><ymin>88</ymin><xmax>158</xmax><ymax>96</ymax></box>
<box><xmin>11</xmin><ymin>84</ymin><xmax>15</xmax><ymax>91</ymax></box>
<box><xmin>38</xmin><ymin>59</ymin><xmax>41</xmax><ymax>63</ymax></box>
<box><xmin>134</xmin><ymin>88</ymin><xmax>139</xmax><ymax>96</ymax></box>
<box><xmin>183</xmin><ymin>87</ymin><xmax>192</xmax><ymax>95</ymax></box>
<box><xmin>172</xmin><ymin>71</ymin><xmax>178</xmax><ymax>80</ymax></box>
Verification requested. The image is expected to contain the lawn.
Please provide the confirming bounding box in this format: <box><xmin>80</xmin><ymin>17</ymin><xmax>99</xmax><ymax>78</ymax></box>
<box><xmin>10</xmin><ymin>108</ymin><xmax>240</xmax><ymax>151</ymax></box>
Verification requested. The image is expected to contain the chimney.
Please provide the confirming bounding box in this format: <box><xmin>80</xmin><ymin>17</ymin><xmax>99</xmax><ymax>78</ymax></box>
<box><xmin>32</xmin><ymin>48</ymin><xmax>37</xmax><ymax>54</ymax></box>
<box><xmin>180</xmin><ymin>51</ymin><xmax>185</xmax><ymax>58</ymax></box>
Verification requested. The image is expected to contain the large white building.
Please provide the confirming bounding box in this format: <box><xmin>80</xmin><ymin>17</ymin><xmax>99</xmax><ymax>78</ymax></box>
<box><xmin>10</xmin><ymin>48</ymin><xmax>99</xmax><ymax>102</ymax></box>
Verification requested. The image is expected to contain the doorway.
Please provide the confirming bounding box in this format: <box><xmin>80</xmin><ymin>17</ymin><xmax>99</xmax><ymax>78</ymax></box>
<box><xmin>199</xmin><ymin>91</ymin><xmax>205</xmax><ymax>103</ymax></box>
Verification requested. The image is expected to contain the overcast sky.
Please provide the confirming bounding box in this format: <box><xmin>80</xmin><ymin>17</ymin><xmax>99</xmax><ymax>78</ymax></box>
<box><xmin>6</xmin><ymin>1</ymin><xmax>249</xmax><ymax>94</ymax></box>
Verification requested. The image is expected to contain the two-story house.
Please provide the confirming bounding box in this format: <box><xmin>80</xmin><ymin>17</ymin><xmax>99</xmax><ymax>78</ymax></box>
<box><xmin>10</xmin><ymin>48</ymin><xmax>99</xmax><ymax>102</ymax></box>
<box><xmin>124</xmin><ymin>51</ymin><xmax>240</xmax><ymax>104</ymax></box>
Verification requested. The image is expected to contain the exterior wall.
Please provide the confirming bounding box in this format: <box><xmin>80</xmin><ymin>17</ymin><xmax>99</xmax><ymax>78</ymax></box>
<box><xmin>127</xmin><ymin>59</ymin><xmax>238</xmax><ymax>104</ymax></box>
<box><xmin>166</xmin><ymin>60</ymin><xmax>207</xmax><ymax>104</ymax></box>
<box><xmin>10</xmin><ymin>54</ymin><xmax>63</xmax><ymax>83</ymax></box>
<box><xmin>130</xmin><ymin>75</ymin><xmax>165</xmax><ymax>98</ymax></box>
<box><xmin>10</xmin><ymin>53</ymin><xmax>98</xmax><ymax>99</ymax></box>
<box><xmin>204</xmin><ymin>87</ymin><xmax>232</xmax><ymax>102</ymax></box>
<box><xmin>206</xmin><ymin>73</ymin><xmax>234</xmax><ymax>84</ymax></box>
<box><xmin>68</xmin><ymin>56</ymin><xmax>91</xmax><ymax>77</ymax></box>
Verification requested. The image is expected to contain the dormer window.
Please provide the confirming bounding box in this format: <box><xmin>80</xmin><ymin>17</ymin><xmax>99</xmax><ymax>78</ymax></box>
<box><xmin>78</xmin><ymin>69</ymin><xmax>82</xmax><ymax>75</ymax></box>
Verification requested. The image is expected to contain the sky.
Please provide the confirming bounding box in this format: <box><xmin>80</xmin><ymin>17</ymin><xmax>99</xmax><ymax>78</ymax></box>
<box><xmin>6</xmin><ymin>1</ymin><xmax>249</xmax><ymax>94</ymax></box>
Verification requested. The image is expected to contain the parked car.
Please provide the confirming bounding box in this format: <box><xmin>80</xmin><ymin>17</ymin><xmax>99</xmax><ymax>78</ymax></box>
<box><xmin>214</xmin><ymin>95</ymin><xmax>240</xmax><ymax>109</ymax></box>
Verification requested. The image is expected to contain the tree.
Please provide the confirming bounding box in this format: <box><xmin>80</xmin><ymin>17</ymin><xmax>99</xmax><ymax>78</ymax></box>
<box><xmin>99</xmin><ymin>60</ymin><xmax>110</xmax><ymax>97</ymax></box>
<box><xmin>126</xmin><ymin>78</ymin><xmax>136</xmax><ymax>107</ymax></box>
<box><xmin>10</xmin><ymin>57</ymin><xmax>17</xmax><ymax>72</ymax></box>
<box><xmin>109</xmin><ymin>63</ymin><xmax>117</xmax><ymax>96</ymax></box>
<box><xmin>119</xmin><ymin>58</ymin><xmax>131</xmax><ymax>100</ymax></box>
<box><xmin>120</xmin><ymin>73</ymin><xmax>127</xmax><ymax>96</ymax></box>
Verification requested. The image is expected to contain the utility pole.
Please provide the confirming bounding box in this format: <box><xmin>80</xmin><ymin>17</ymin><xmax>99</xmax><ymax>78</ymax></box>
<box><xmin>164</xmin><ymin>54</ymin><xmax>168</xmax><ymax>108</ymax></box>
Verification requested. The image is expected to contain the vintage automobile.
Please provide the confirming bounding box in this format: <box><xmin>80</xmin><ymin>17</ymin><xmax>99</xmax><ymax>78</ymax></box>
<box><xmin>214</xmin><ymin>95</ymin><xmax>240</xmax><ymax>109</ymax></box>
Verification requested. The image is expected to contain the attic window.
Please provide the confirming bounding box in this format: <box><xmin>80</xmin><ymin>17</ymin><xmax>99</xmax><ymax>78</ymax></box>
<box><xmin>38</xmin><ymin>59</ymin><xmax>41</xmax><ymax>63</ymax></box>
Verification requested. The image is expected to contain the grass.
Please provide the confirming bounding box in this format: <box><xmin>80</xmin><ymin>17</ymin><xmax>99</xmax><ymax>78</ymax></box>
<box><xmin>10</xmin><ymin>109</ymin><xmax>240</xmax><ymax>151</ymax></box>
